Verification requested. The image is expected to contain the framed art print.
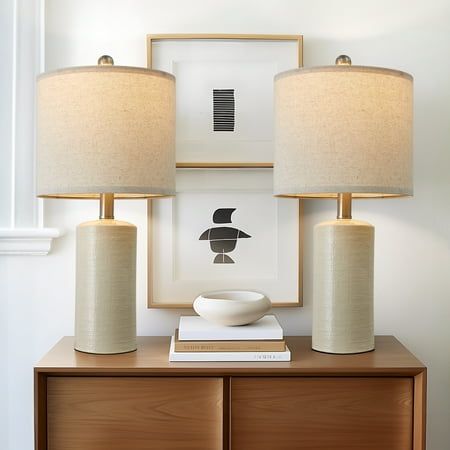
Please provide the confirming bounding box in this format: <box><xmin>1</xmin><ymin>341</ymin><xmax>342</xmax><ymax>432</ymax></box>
<box><xmin>147</xmin><ymin>34</ymin><xmax>303</xmax><ymax>167</ymax></box>
<box><xmin>148</xmin><ymin>169</ymin><xmax>303</xmax><ymax>308</ymax></box>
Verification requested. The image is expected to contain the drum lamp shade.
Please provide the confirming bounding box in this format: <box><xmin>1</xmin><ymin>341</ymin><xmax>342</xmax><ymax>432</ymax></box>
<box><xmin>274</xmin><ymin>65</ymin><xmax>413</xmax><ymax>198</ymax></box>
<box><xmin>37</xmin><ymin>66</ymin><xmax>175</xmax><ymax>198</ymax></box>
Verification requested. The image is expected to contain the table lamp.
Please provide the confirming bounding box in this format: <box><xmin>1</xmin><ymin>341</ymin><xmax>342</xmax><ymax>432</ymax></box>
<box><xmin>274</xmin><ymin>55</ymin><xmax>413</xmax><ymax>354</ymax></box>
<box><xmin>37</xmin><ymin>56</ymin><xmax>175</xmax><ymax>354</ymax></box>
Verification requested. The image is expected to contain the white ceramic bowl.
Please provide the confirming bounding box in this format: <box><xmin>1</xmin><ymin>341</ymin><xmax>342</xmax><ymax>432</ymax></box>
<box><xmin>193</xmin><ymin>290</ymin><xmax>272</xmax><ymax>326</ymax></box>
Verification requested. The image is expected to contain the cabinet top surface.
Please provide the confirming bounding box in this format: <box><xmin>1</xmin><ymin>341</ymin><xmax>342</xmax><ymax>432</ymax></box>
<box><xmin>35</xmin><ymin>336</ymin><xmax>425</xmax><ymax>375</ymax></box>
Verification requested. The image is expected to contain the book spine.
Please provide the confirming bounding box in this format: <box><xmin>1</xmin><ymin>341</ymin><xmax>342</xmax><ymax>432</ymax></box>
<box><xmin>169</xmin><ymin>351</ymin><xmax>291</xmax><ymax>362</ymax></box>
<box><xmin>178</xmin><ymin>331</ymin><xmax>283</xmax><ymax>341</ymax></box>
<box><xmin>175</xmin><ymin>342</ymin><xmax>286</xmax><ymax>352</ymax></box>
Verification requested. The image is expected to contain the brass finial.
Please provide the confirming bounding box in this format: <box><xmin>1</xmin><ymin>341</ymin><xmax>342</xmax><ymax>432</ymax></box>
<box><xmin>335</xmin><ymin>55</ymin><xmax>352</xmax><ymax>66</ymax></box>
<box><xmin>97</xmin><ymin>55</ymin><xmax>114</xmax><ymax>66</ymax></box>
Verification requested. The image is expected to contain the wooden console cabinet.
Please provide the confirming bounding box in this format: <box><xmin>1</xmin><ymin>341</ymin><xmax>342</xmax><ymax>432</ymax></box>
<box><xmin>35</xmin><ymin>336</ymin><xmax>426</xmax><ymax>450</ymax></box>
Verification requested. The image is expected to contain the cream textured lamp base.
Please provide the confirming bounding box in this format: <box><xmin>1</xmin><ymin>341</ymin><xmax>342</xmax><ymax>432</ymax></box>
<box><xmin>75</xmin><ymin>219</ymin><xmax>137</xmax><ymax>354</ymax></box>
<box><xmin>312</xmin><ymin>219</ymin><xmax>374</xmax><ymax>354</ymax></box>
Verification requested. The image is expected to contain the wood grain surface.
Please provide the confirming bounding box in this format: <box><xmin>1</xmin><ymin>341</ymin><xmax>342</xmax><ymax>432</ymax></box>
<box><xmin>35</xmin><ymin>336</ymin><xmax>425</xmax><ymax>376</ymax></box>
<box><xmin>414</xmin><ymin>371</ymin><xmax>427</xmax><ymax>449</ymax></box>
<box><xmin>35</xmin><ymin>336</ymin><xmax>426</xmax><ymax>450</ymax></box>
<box><xmin>47</xmin><ymin>377</ymin><xmax>223</xmax><ymax>450</ymax></box>
<box><xmin>231</xmin><ymin>377</ymin><xmax>414</xmax><ymax>450</ymax></box>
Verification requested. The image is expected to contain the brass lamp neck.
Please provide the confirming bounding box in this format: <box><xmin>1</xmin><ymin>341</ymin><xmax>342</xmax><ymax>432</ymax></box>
<box><xmin>99</xmin><ymin>193</ymin><xmax>114</xmax><ymax>219</ymax></box>
<box><xmin>337</xmin><ymin>193</ymin><xmax>352</xmax><ymax>219</ymax></box>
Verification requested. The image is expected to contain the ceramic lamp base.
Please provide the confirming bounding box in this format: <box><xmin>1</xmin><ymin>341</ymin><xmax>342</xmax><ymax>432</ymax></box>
<box><xmin>312</xmin><ymin>219</ymin><xmax>374</xmax><ymax>354</ymax></box>
<box><xmin>75</xmin><ymin>219</ymin><xmax>137</xmax><ymax>354</ymax></box>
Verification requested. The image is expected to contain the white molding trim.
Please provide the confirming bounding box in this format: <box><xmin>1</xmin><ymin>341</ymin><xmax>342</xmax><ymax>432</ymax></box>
<box><xmin>0</xmin><ymin>228</ymin><xmax>61</xmax><ymax>255</ymax></box>
<box><xmin>0</xmin><ymin>0</ymin><xmax>61</xmax><ymax>254</ymax></box>
<box><xmin>10</xmin><ymin>0</ymin><xmax>17</xmax><ymax>228</ymax></box>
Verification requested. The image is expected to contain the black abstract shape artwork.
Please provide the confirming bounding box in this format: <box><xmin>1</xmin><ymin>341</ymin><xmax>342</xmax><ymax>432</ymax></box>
<box><xmin>199</xmin><ymin>208</ymin><xmax>251</xmax><ymax>264</ymax></box>
<box><xmin>213</xmin><ymin>89</ymin><xmax>235</xmax><ymax>132</ymax></box>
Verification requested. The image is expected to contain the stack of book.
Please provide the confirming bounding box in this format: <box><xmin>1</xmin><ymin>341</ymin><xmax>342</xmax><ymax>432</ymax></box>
<box><xmin>169</xmin><ymin>315</ymin><xmax>291</xmax><ymax>361</ymax></box>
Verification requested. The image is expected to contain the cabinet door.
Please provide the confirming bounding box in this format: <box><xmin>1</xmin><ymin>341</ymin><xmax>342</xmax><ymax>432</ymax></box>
<box><xmin>231</xmin><ymin>377</ymin><xmax>413</xmax><ymax>450</ymax></box>
<box><xmin>47</xmin><ymin>377</ymin><xmax>223</xmax><ymax>450</ymax></box>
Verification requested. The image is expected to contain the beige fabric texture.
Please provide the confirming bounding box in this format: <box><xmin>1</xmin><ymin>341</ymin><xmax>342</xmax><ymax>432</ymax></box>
<box><xmin>312</xmin><ymin>219</ymin><xmax>374</xmax><ymax>354</ymax></box>
<box><xmin>274</xmin><ymin>65</ymin><xmax>413</xmax><ymax>197</ymax></box>
<box><xmin>75</xmin><ymin>220</ymin><xmax>137</xmax><ymax>354</ymax></box>
<box><xmin>37</xmin><ymin>66</ymin><xmax>175</xmax><ymax>198</ymax></box>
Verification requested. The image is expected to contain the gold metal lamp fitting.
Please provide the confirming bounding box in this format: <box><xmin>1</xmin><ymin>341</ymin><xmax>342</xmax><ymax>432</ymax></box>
<box><xmin>97</xmin><ymin>55</ymin><xmax>114</xmax><ymax>66</ymax></box>
<box><xmin>335</xmin><ymin>54</ymin><xmax>352</xmax><ymax>66</ymax></box>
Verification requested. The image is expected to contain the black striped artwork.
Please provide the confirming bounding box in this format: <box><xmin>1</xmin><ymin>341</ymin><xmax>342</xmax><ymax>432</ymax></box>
<box><xmin>213</xmin><ymin>89</ymin><xmax>235</xmax><ymax>132</ymax></box>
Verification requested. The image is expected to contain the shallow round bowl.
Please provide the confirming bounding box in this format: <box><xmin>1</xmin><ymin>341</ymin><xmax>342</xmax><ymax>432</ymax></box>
<box><xmin>193</xmin><ymin>290</ymin><xmax>272</xmax><ymax>326</ymax></box>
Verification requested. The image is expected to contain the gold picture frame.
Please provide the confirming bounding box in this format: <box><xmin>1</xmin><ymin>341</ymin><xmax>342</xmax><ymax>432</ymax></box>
<box><xmin>147</xmin><ymin>168</ymin><xmax>303</xmax><ymax>309</ymax></box>
<box><xmin>147</xmin><ymin>34</ymin><xmax>303</xmax><ymax>308</ymax></box>
<box><xmin>147</xmin><ymin>33</ymin><xmax>303</xmax><ymax>168</ymax></box>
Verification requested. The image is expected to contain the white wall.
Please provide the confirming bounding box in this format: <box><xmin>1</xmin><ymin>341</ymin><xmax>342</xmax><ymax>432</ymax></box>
<box><xmin>1</xmin><ymin>0</ymin><xmax>449</xmax><ymax>448</ymax></box>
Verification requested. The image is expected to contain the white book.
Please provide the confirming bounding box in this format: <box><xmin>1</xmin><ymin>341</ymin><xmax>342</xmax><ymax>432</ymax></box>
<box><xmin>178</xmin><ymin>315</ymin><xmax>283</xmax><ymax>341</ymax></box>
<box><xmin>169</xmin><ymin>336</ymin><xmax>291</xmax><ymax>362</ymax></box>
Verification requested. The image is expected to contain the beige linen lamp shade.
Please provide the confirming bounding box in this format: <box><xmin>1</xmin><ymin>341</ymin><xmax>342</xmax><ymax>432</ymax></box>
<box><xmin>274</xmin><ymin>65</ymin><xmax>413</xmax><ymax>198</ymax></box>
<box><xmin>274</xmin><ymin>59</ymin><xmax>413</xmax><ymax>354</ymax></box>
<box><xmin>37</xmin><ymin>66</ymin><xmax>175</xmax><ymax>198</ymax></box>
<box><xmin>36</xmin><ymin>60</ymin><xmax>176</xmax><ymax>355</ymax></box>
